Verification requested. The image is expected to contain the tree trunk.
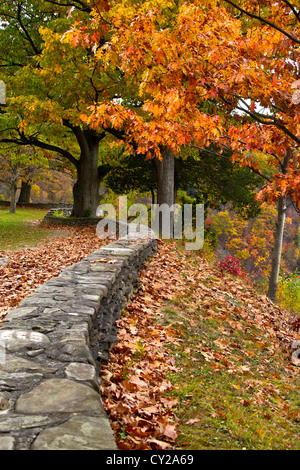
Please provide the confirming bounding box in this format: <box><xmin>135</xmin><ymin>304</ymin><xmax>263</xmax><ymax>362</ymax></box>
<box><xmin>153</xmin><ymin>146</ymin><xmax>175</xmax><ymax>237</ymax></box>
<box><xmin>9</xmin><ymin>182</ymin><xmax>17</xmax><ymax>214</ymax></box>
<box><xmin>155</xmin><ymin>147</ymin><xmax>175</xmax><ymax>206</ymax></box>
<box><xmin>18</xmin><ymin>180</ymin><xmax>31</xmax><ymax>204</ymax></box>
<box><xmin>71</xmin><ymin>133</ymin><xmax>101</xmax><ymax>218</ymax></box>
<box><xmin>267</xmin><ymin>196</ymin><xmax>287</xmax><ymax>302</ymax></box>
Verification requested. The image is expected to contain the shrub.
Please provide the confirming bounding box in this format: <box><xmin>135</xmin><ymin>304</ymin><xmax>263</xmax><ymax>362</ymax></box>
<box><xmin>218</xmin><ymin>255</ymin><xmax>243</xmax><ymax>277</ymax></box>
<box><xmin>277</xmin><ymin>270</ymin><xmax>300</xmax><ymax>314</ymax></box>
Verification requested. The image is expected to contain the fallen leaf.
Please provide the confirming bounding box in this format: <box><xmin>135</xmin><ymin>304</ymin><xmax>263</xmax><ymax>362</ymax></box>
<box><xmin>185</xmin><ymin>418</ymin><xmax>200</xmax><ymax>425</ymax></box>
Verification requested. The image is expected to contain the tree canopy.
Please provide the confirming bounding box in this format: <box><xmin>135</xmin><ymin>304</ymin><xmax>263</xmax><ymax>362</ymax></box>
<box><xmin>1</xmin><ymin>0</ymin><xmax>300</xmax><ymax>301</ymax></box>
<box><xmin>0</xmin><ymin>0</ymin><xmax>113</xmax><ymax>216</ymax></box>
<box><xmin>63</xmin><ymin>0</ymin><xmax>300</xmax><ymax>206</ymax></box>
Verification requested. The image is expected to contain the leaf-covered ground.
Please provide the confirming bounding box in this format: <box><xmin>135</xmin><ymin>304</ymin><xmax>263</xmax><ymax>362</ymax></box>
<box><xmin>100</xmin><ymin>240</ymin><xmax>300</xmax><ymax>450</ymax></box>
<box><xmin>0</xmin><ymin>224</ymin><xmax>108</xmax><ymax>318</ymax></box>
<box><xmin>1</xmin><ymin>228</ymin><xmax>300</xmax><ymax>449</ymax></box>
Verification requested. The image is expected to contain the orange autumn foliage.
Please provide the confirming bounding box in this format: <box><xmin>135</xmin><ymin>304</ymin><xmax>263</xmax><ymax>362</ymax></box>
<box><xmin>65</xmin><ymin>0</ymin><xmax>300</xmax><ymax>208</ymax></box>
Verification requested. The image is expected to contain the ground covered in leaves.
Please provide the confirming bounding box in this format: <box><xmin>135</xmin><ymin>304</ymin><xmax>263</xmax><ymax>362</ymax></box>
<box><xmin>1</xmin><ymin>226</ymin><xmax>300</xmax><ymax>450</ymax></box>
<box><xmin>0</xmin><ymin>224</ymin><xmax>108</xmax><ymax>318</ymax></box>
<box><xmin>100</xmin><ymin>240</ymin><xmax>300</xmax><ymax>450</ymax></box>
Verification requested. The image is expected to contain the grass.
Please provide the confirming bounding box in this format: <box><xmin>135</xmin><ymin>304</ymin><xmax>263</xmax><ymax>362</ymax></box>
<box><xmin>0</xmin><ymin>207</ymin><xmax>69</xmax><ymax>250</ymax></box>
<box><xmin>167</xmin><ymin>322</ymin><xmax>300</xmax><ymax>450</ymax></box>
<box><xmin>155</xmin><ymin>247</ymin><xmax>300</xmax><ymax>450</ymax></box>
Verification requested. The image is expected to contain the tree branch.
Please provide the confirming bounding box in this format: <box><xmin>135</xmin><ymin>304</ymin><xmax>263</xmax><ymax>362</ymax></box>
<box><xmin>16</xmin><ymin>3</ymin><xmax>41</xmax><ymax>55</ymax></box>
<box><xmin>222</xmin><ymin>0</ymin><xmax>300</xmax><ymax>44</ymax></box>
<box><xmin>44</xmin><ymin>0</ymin><xmax>92</xmax><ymax>13</ymax></box>
<box><xmin>219</xmin><ymin>92</ymin><xmax>300</xmax><ymax>147</ymax></box>
<box><xmin>0</xmin><ymin>135</ymin><xmax>79</xmax><ymax>169</ymax></box>
<box><xmin>281</xmin><ymin>0</ymin><xmax>300</xmax><ymax>21</ymax></box>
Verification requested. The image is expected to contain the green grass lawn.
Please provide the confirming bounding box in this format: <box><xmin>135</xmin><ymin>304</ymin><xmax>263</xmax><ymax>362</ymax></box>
<box><xmin>0</xmin><ymin>207</ymin><xmax>68</xmax><ymax>250</ymax></box>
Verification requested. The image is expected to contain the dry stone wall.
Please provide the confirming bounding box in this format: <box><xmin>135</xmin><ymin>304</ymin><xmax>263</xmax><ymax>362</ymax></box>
<box><xmin>43</xmin><ymin>207</ymin><xmax>102</xmax><ymax>226</ymax></box>
<box><xmin>0</xmin><ymin>235</ymin><xmax>157</xmax><ymax>450</ymax></box>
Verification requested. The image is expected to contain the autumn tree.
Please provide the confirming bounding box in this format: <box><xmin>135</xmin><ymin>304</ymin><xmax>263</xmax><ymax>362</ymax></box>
<box><xmin>18</xmin><ymin>181</ymin><xmax>32</xmax><ymax>204</ymax></box>
<box><xmin>64</xmin><ymin>0</ymin><xmax>228</xmax><ymax>233</ymax></box>
<box><xmin>217</xmin><ymin>0</ymin><xmax>300</xmax><ymax>300</ymax></box>
<box><xmin>0</xmin><ymin>144</ymin><xmax>48</xmax><ymax>213</ymax></box>
<box><xmin>65</xmin><ymin>0</ymin><xmax>300</xmax><ymax>301</ymax></box>
<box><xmin>0</xmin><ymin>0</ymin><xmax>118</xmax><ymax>217</ymax></box>
<box><xmin>210</xmin><ymin>205</ymin><xmax>276</xmax><ymax>280</ymax></box>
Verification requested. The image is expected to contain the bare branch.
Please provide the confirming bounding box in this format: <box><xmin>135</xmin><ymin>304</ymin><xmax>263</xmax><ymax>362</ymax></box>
<box><xmin>44</xmin><ymin>0</ymin><xmax>92</xmax><ymax>13</ymax></box>
<box><xmin>222</xmin><ymin>0</ymin><xmax>300</xmax><ymax>44</ymax></box>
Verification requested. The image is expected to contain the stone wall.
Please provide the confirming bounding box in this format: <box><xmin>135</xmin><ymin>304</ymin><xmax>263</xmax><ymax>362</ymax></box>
<box><xmin>43</xmin><ymin>207</ymin><xmax>101</xmax><ymax>226</ymax></box>
<box><xmin>0</xmin><ymin>235</ymin><xmax>157</xmax><ymax>450</ymax></box>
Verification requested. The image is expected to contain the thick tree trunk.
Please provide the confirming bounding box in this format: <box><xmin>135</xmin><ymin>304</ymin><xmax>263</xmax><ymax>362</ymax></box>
<box><xmin>72</xmin><ymin>134</ymin><xmax>101</xmax><ymax>218</ymax></box>
<box><xmin>153</xmin><ymin>147</ymin><xmax>175</xmax><ymax>237</ymax></box>
<box><xmin>18</xmin><ymin>180</ymin><xmax>31</xmax><ymax>204</ymax></box>
<box><xmin>267</xmin><ymin>196</ymin><xmax>287</xmax><ymax>302</ymax></box>
<box><xmin>155</xmin><ymin>147</ymin><xmax>175</xmax><ymax>206</ymax></box>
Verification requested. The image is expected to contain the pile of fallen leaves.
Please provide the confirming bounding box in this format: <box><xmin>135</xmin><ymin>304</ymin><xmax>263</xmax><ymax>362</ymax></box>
<box><xmin>0</xmin><ymin>224</ymin><xmax>108</xmax><ymax>318</ymax></box>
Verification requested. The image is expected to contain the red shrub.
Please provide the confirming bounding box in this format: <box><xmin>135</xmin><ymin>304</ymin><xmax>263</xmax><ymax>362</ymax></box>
<box><xmin>218</xmin><ymin>255</ymin><xmax>243</xmax><ymax>277</ymax></box>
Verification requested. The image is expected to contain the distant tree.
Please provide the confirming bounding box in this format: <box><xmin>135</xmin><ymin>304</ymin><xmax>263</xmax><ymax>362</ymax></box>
<box><xmin>0</xmin><ymin>144</ymin><xmax>48</xmax><ymax>213</ymax></box>
<box><xmin>176</xmin><ymin>147</ymin><xmax>262</xmax><ymax>220</ymax></box>
<box><xmin>104</xmin><ymin>152</ymin><xmax>157</xmax><ymax>203</ymax></box>
<box><xmin>105</xmin><ymin>146</ymin><xmax>262</xmax><ymax>220</ymax></box>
